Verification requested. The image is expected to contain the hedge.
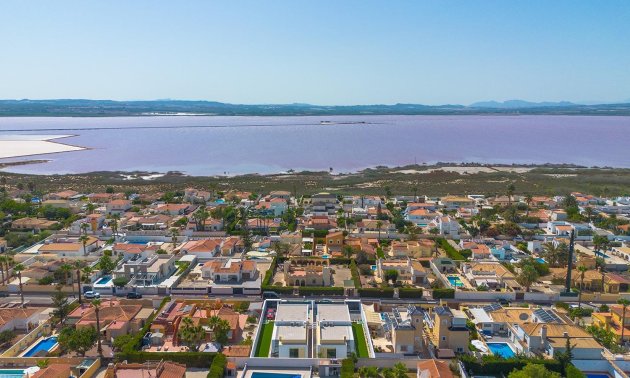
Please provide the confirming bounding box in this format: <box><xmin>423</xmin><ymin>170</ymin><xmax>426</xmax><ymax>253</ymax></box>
<box><xmin>359</xmin><ymin>288</ymin><xmax>394</xmax><ymax>298</ymax></box>
<box><xmin>460</xmin><ymin>354</ymin><xmax>562</xmax><ymax>375</ymax></box>
<box><xmin>437</xmin><ymin>238</ymin><xmax>468</xmax><ymax>260</ymax></box>
<box><xmin>298</xmin><ymin>286</ymin><xmax>344</xmax><ymax>296</ymax></box>
<box><xmin>349</xmin><ymin>261</ymin><xmax>361</xmax><ymax>289</ymax></box>
<box><xmin>340</xmin><ymin>358</ymin><xmax>355</xmax><ymax>378</ymax></box>
<box><xmin>329</xmin><ymin>257</ymin><xmax>351</xmax><ymax>265</ymax></box>
<box><xmin>261</xmin><ymin>285</ymin><xmax>294</xmax><ymax>294</ymax></box>
<box><xmin>432</xmin><ymin>288</ymin><xmax>455</xmax><ymax>299</ymax></box>
<box><xmin>398</xmin><ymin>288</ymin><xmax>423</xmax><ymax>299</ymax></box>
<box><xmin>208</xmin><ymin>353</ymin><xmax>226</xmax><ymax>378</ymax></box>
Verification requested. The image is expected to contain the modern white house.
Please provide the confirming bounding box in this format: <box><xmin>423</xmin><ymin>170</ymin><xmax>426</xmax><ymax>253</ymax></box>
<box><xmin>316</xmin><ymin>304</ymin><xmax>355</xmax><ymax>359</ymax></box>
<box><xmin>271</xmin><ymin>303</ymin><xmax>310</xmax><ymax>358</ymax></box>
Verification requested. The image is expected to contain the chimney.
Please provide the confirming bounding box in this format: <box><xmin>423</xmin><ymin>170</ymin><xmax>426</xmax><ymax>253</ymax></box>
<box><xmin>540</xmin><ymin>325</ymin><xmax>548</xmax><ymax>339</ymax></box>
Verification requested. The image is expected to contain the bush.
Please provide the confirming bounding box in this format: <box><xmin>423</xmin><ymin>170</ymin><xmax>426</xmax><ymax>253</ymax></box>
<box><xmin>432</xmin><ymin>288</ymin><xmax>455</xmax><ymax>299</ymax></box>
<box><xmin>565</xmin><ymin>364</ymin><xmax>586</xmax><ymax>378</ymax></box>
<box><xmin>350</xmin><ymin>261</ymin><xmax>361</xmax><ymax>289</ymax></box>
<box><xmin>398</xmin><ymin>288</ymin><xmax>423</xmax><ymax>299</ymax></box>
<box><xmin>330</xmin><ymin>257</ymin><xmax>351</xmax><ymax>265</ymax></box>
<box><xmin>261</xmin><ymin>285</ymin><xmax>294</xmax><ymax>294</ymax></box>
<box><xmin>298</xmin><ymin>287</ymin><xmax>344</xmax><ymax>296</ymax></box>
<box><xmin>340</xmin><ymin>358</ymin><xmax>355</xmax><ymax>378</ymax></box>
<box><xmin>207</xmin><ymin>353</ymin><xmax>226</xmax><ymax>378</ymax></box>
<box><xmin>359</xmin><ymin>288</ymin><xmax>394</xmax><ymax>298</ymax></box>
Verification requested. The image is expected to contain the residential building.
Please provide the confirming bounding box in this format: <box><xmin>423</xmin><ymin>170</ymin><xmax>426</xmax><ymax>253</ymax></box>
<box><xmin>431</xmin><ymin>306</ymin><xmax>469</xmax><ymax>354</ymax></box>
<box><xmin>316</xmin><ymin>304</ymin><xmax>355</xmax><ymax>359</ymax></box>
<box><xmin>390</xmin><ymin>305</ymin><xmax>424</xmax><ymax>354</ymax></box>
<box><xmin>271</xmin><ymin>303</ymin><xmax>310</xmax><ymax>358</ymax></box>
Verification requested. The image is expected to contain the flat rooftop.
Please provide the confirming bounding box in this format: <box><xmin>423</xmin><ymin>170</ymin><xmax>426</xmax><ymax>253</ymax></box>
<box><xmin>317</xmin><ymin>303</ymin><xmax>351</xmax><ymax>323</ymax></box>
<box><xmin>275</xmin><ymin>303</ymin><xmax>309</xmax><ymax>322</ymax></box>
<box><xmin>275</xmin><ymin>324</ymin><xmax>307</xmax><ymax>342</ymax></box>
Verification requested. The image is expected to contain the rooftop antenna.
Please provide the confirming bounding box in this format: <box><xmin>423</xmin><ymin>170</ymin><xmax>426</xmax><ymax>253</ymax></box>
<box><xmin>565</xmin><ymin>230</ymin><xmax>575</xmax><ymax>294</ymax></box>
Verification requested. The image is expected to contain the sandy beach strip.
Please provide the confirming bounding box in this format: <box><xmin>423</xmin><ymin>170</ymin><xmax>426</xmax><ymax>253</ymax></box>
<box><xmin>0</xmin><ymin>135</ymin><xmax>86</xmax><ymax>159</ymax></box>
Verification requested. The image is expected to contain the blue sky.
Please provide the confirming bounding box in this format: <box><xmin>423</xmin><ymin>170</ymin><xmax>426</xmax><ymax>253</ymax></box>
<box><xmin>1</xmin><ymin>1</ymin><xmax>629</xmax><ymax>105</ymax></box>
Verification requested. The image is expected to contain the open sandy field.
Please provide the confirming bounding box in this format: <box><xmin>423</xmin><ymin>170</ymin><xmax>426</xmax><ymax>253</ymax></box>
<box><xmin>0</xmin><ymin>135</ymin><xmax>85</xmax><ymax>159</ymax></box>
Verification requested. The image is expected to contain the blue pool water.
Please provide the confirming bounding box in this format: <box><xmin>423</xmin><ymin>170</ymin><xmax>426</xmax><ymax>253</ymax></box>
<box><xmin>321</xmin><ymin>255</ymin><xmax>329</xmax><ymax>259</ymax></box>
<box><xmin>595</xmin><ymin>251</ymin><xmax>610</xmax><ymax>258</ymax></box>
<box><xmin>0</xmin><ymin>369</ymin><xmax>26</xmax><ymax>378</ymax></box>
<box><xmin>535</xmin><ymin>258</ymin><xmax>546</xmax><ymax>264</ymax></box>
<box><xmin>487</xmin><ymin>342</ymin><xmax>516</xmax><ymax>358</ymax></box>
<box><xmin>95</xmin><ymin>276</ymin><xmax>112</xmax><ymax>285</ymax></box>
<box><xmin>371</xmin><ymin>265</ymin><xmax>377</xmax><ymax>271</ymax></box>
<box><xmin>23</xmin><ymin>336</ymin><xmax>58</xmax><ymax>357</ymax></box>
<box><xmin>586</xmin><ymin>374</ymin><xmax>610</xmax><ymax>378</ymax></box>
<box><xmin>251</xmin><ymin>373</ymin><xmax>301</xmax><ymax>378</ymax></box>
<box><xmin>447</xmin><ymin>275</ymin><xmax>464</xmax><ymax>287</ymax></box>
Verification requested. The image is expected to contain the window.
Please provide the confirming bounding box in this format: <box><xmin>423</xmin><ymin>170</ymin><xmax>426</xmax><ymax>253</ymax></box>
<box><xmin>400</xmin><ymin>345</ymin><xmax>408</xmax><ymax>352</ymax></box>
<box><xmin>441</xmin><ymin>336</ymin><xmax>446</xmax><ymax>341</ymax></box>
<box><xmin>289</xmin><ymin>349</ymin><xmax>299</xmax><ymax>358</ymax></box>
<box><xmin>326</xmin><ymin>349</ymin><xmax>336</xmax><ymax>358</ymax></box>
<box><xmin>457</xmin><ymin>347</ymin><xmax>463</xmax><ymax>353</ymax></box>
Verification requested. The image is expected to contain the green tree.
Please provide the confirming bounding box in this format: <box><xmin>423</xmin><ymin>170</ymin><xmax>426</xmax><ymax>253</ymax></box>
<box><xmin>92</xmin><ymin>299</ymin><xmax>103</xmax><ymax>357</ymax></box>
<box><xmin>357</xmin><ymin>366</ymin><xmax>379</xmax><ymax>378</ymax></box>
<box><xmin>13</xmin><ymin>263</ymin><xmax>25</xmax><ymax>306</ymax></box>
<box><xmin>98</xmin><ymin>255</ymin><xmax>116</xmax><ymax>274</ymax></box>
<box><xmin>58</xmin><ymin>326</ymin><xmax>98</xmax><ymax>357</ymax></box>
<box><xmin>52</xmin><ymin>286</ymin><xmax>71</xmax><ymax>327</ymax></box>
<box><xmin>178</xmin><ymin>317</ymin><xmax>205</xmax><ymax>351</ymax></box>
<box><xmin>516</xmin><ymin>264</ymin><xmax>539</xmax><ymax>292</ymax></box>
<box><xmin>79</xmin><ymin>234</ymin><xmax>89</xmax><ymax>256</ymax></box>
<box><xmin>577</xmin><ymin>265</ymin><xmax>588</xmax><ymax>307</ymax></box>
<box><xmin>556</xmin><ymin>336</ymin><xmax>575</xmax><ymax>376</ymax></box>
<box><xmin>73</xmin><ymin>260</ymin><xmax>87</xmax><ymax>304</ymax></box>
<box><xmin>508</xmin><ymin>364</ymin><xmax>561</xmax><ymax>378</ymax></box>
<box><xmin>0</xmin><ymin>330</ymin><xmax>16</xmax><ymax>346</ymax></box>
<box><xmin>618</xmin><ymin>298</ymin><xmax>630</xmax><ymax>345</ymax></box>
<box><xmin>384</xmin><ymin>269</ymin><xmax>399</xmax><ymax>284</ymax></box>
<box><xmin>392</xmin><ymin>362</ymin><xmax>408</xmax><ymax>378</ymax></box>
<box><xmin>208</xmin><ymin>315</ymin><xmax>231</xmax><ymax>345</ymax></box>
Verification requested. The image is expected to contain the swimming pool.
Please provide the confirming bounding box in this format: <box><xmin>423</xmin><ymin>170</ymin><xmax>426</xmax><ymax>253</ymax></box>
<box><xmin>371</xmin><ymin>265</ymin><xmax>377</xmax><ymax>271</ymax></box>
<box><xmin>250</xmin><ymin>373</ymin><xmax>301</xmax><ymax>378</ymax></box>
<box><xmin>95</xmin><ymin>276</ymin><xmax>112</xmax><ymax>285</ymax></box>
<box><xmin>595</xmin><ymin>251</ymin><xmax>610</xmax><ymax>259</ymax></box>
<box><xmin>23</xmin><ymin>336</ymin><xmax>58</xmax><ymax>357</ymax></box>
<box><xmin>447</xmin><ymin>275</ymin><xmax>464</xmax><ymax>287</ymax></box>
<box><xmin>487</xmin><ymin>342</ymin><xmax>516</xmax><ymax>358</ymax></box>
<box><xmin>586</xmin><ymin>374</ymin><xmax>610</xmax><ymax>378</ymax></box>
<box><xmin>535</xmin><ymin>258</ymin><xmax>546</xmax><ymax>264</ymax></box>
<box><xmin>0</xmin><ymin>369</ymin><xmax>25</xmax><ymax>378</ymax></box>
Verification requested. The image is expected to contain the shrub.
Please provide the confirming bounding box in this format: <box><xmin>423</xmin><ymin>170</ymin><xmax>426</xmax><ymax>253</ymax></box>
<box><xmin>207</xmin><ymin>353</ymin><xmax>226</xmax><ymax>378</ymax></box>
<box><xmin>330</xmin><ymin>257</ymin><xmax>351</xmax><ymax>265</ymax></box>
<box><xmin>121</xmin><ymin>352</ymin><xmax>215</xmax><ymax>368</ymax></box>
<box><xmin>340</xmin><ymin>358</ymin><xmax>355</xmax><ymax>378</ymax></box>
<box><xmin>432</xmin><ymin>288</ymin><xmax>455</xmax><ymax>299</ymax></box>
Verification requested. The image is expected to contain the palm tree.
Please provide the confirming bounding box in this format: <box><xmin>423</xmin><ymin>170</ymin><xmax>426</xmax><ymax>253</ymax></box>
<box><xmin>542</xmin><ymin>242</ymin><xmax>568</xmax><ymax>268</ymax></box>
<box><xmin>596</xmin><ymin>257</ymin><xmax>606</xmax><ymax>293</ymax></box>
<box><xmin>525</xmin><ymin>194</ymin><xmax>533</xmax><ymax>217</ymax></box>
<box><xmin>60</xmin><ymin>263</ymin><xmax>73</xmax><ymax>286</ymax></box>
<box><xmin>74</xmin><ymin>261</ymin><xmax>86</xmax><ymax>304</ymax></box>
<box><xmin>79</xmin><ymin>234</ymin><xmax>89</xmax><ymax>256</ymax></box>
<box><xmin>506</xmin><ymin>183</ymin><xmax>515</xmax><ymax>207</ymax></box>
<box><xmin>3</xmin><ymin>256</ymin><xmax>14</xmax><ymax>285</ymax></box>
<box><xmin>192</xmin><ymin>207</ymin><xmax>209</xmax><ymax>231</ymax></box>
<box><xmin>92</xmin><ymin>299</ymin><xmax>103</xmax><ymax>357</ymax></box>
<box><xmin>170</xmin><ymin>228</ymin><xmax>179</xmax><ymax>248</ymax></box>
<box><xmin>376</xmin><ymin>220</ymin><xmax>383</xmax><ymax>240</ymax></box>
<box><xmin>86</xmin><ymin>203</ymin><xmax>95</xmax><ymax>215</ymax></box>
<box><xmin>110</xmin><ymin>214</ymin><xmax>119</xmax><ymax>237</ymax></box>
<box><xmin>585</xmin><ymin>207</ymin><xmax>594</xmax><ymax>223</ymax></box>
<box><xmin>577</xmin><ymin>265</ymin><xmax>588</xmax><ymax>308</ymax></box>
<box><xmin>618</xmin><ymin>298</ymin><xmax>630</xmax><ymax>346</ymax></box>
<box><xmin>14</xmin><ymin>264</ymin><xmax>25</xmax><ymax>306</ymax></box>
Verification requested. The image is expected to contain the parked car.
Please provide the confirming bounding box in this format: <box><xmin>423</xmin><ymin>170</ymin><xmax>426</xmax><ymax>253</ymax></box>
<box><xmin>262</xmin><ymin>291</ymin><xmax>279</xmax><ymax>299</ymax></box>
<box><xmin>84</xmin><ymin>291</ymin><xmax>100</xmax><ymax>299</ymax></box>
<box><xmin>126</xmin><ymin>292</ymin><xmax>142</xmax><ymax>299</ymax></box>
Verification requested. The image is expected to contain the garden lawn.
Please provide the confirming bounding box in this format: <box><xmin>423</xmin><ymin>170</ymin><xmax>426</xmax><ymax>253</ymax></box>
<box><xmin>254</xmin><ymin>321</ymin><xmax>274</xmax><ymax>357</ymax></box>
<box><xmin>352</xmin><ymin>323</ymin><xmax>369</xmax><ymax>358</ymax></box>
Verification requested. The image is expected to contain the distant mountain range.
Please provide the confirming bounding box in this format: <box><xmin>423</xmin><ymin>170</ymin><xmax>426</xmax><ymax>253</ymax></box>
<box><xmin>469</xmin><ymin>100</ymin><xmax>578</xmax><ymax>108</ymax></box>
<box><xmin>0</xmin><ymin>99</ymin><xmax>629</xmax><ymax>116</ymax></box>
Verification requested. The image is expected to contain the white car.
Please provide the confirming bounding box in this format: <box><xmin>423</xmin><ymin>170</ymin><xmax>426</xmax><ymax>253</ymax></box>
<box><xmin>84</xmin><ymin>291</ymin><xmax>101</xmax><ymax>299</ymax></box>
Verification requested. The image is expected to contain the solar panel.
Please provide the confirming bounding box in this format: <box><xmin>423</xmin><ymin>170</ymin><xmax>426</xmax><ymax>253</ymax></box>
<box><xmin>533</xmin><ymin>308</ymin><xmax>563</xmax><ymax>323</ymax></box>
<box><xmin>482</xmin><ymin>303</ymin><xmax>503</xmax><ymax>312</ymax></box>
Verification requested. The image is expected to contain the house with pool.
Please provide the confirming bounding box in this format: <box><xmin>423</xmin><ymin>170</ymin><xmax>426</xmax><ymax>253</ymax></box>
<box><xmin>509</xmin><ymin>323</ymin><xmax>603</xmax><ymax>359</ymax></box>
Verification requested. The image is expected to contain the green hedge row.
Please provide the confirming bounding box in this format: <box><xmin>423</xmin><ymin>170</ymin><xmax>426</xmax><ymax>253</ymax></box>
<box><xmin>437</xmin><ymin>238</ymin><xmax>468</xmax><ymax>260</ymax></box>
<box><xmin>432</xmin><ymin>288</ymin><xmax>455</xmax><ymax>299</ymax></box>
<box><xmin>460</xmin><ymin>354</ymin><xmax>562</xmax><ymax>375</ymax></box>
<box><xmin>298</xmin><ymin>286</ymin><xmax>344</xmax><ymax>296</ymax></box>
<box><xmin>398</xmin><ymin>288</ymin><xmax>423</xmax><ymax>299</ymax></box>
<box><xmin>349</xmin><ymin>261</ymin><xmax>361</xmax><ymax>289</ymax></box>
<box><xmin>359</xmin><ymin>288</ymin><xmax>395</xmax><ymax>298</ymax></box>
<box><xmin>261</xmin><ymin>285</ymin><xmax>294</xmax><ymax>294</ymax></box>
<box><xmin>207</xmin><ymin>353</ymin><xmax>226</xmax><ymax>378</ymax></box>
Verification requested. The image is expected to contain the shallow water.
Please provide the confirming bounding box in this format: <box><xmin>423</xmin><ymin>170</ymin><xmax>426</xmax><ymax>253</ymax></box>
<box><xmin>0</xmin><ymin>115</ymin><xmax>629</xmax><ymax>175</ymax></box>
